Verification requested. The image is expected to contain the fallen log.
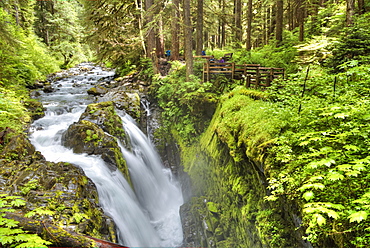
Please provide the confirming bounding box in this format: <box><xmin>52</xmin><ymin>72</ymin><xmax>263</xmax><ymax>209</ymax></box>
<box><xmin>4</xmin><ymin>213</ymin><xmax>128</xmax><ymax>248</ymax></box>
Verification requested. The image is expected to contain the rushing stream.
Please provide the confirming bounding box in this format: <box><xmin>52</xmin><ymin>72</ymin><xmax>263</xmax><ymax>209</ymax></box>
<box><xmin>29</xmin><ymin>63</ymin><xmax>184</xmax><ymax>247</ymax></box>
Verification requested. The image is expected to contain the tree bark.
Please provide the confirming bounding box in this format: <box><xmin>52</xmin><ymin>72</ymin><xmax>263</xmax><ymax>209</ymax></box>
<box><xmin>346</xmin><ymin>0</ymin><xmax>355</xmax><ymax>26</ymax></box>
<box><xmin>234</xmin><ymin>0</ymin><xmax>242</xmax><ymax>47</ymax></box>
<box><xmin>156</xmin><ymin>15</ymin><xmax>165</xmax><ymax>58</ymax></box>
<box><xmin>357</xmin><ymin>0</ymin><xmax>365</xmax><ymax>14</ymax></box>
<box><xmin>275</xmin><ymin>0</ymin><xmax>283</xmax><ymax>44</ymax></box>
<box><xmin>246</xmin><ymin>0</ymin><xmax>253</xmax><ymax>50</ymax></box>
<box><xmin>145</xmin><ymin>0</ymin><xmax>158</xmax><ymax>73</ymax></box>
<box><xmin>184</xmin><ymin>0</ymin><xmax>193</xmax><ymax>80</ymax></box>
<box><xmin>171</xmin><ymin>0</ymin><xmax>180</xmax><ymax>60</ymax></box>
<box><xmin>4</xmin><ymin>213</ymin><xmax>127</xmax><ymax>248</ymax></box>
<box><xmin>298</xmin><ymin>1</ymin><xmax>305</xmax><ymax>41</ymax></box>
<box><xmin>196</xmin><ymin>0</ymin><xmax>203</xmax><ymax>55</ymax></box>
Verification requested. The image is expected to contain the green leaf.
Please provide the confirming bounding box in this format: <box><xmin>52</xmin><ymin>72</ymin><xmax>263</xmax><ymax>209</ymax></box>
<box><xmin>337</xmin><ymin>164</ymin><xmax>352</xmax><ymax>171</ymax></box>
<box><xmin>343</xmin><ymin>144</ymin><xmax>360</xmax><ymax>151</ymax></box>
<box><xmin>346</xmin><ymin>170</ymin><xmax>361</xmax><ymax>177</ymax></box>
<box><xmin>207</xmin><ymin>202</ymin><xmax>218</xmax><ymax>213</ymax></box>
<box><xmin>326</xmin><ymin>209</ymin><xmax>340</xmax><ymax>219</ymax></box>
<box><xmin>308</xmin><ymin>158</ymin><xmax>335</xmax><ymax>168</ymax></box>
<box><xmin>315</xmin><ymin>214</ymin><xmax>326</xmax><ymax>226</ymax></box>
<box><xmin>352</xmin><ymin>163</ymin><xmax>366</xmax><ymax>171</ymax></box>
<box><xmin>299</xmin><ymin>183</ymin><xmax>325</xmax><ymax>191</ymax></box>
<box><xmin>11</xmin><ymin>199</ymin><xmax>25</xmax><ymax>207</ymax></box>
<box><xmin>348</xmin><ymin>211</ymin><xmax>368</xmax><ymax>223</ymax></box>
<box><xmin>334</xmin><ymin>112</ymin><xmax>349</xmax><ymax>119</ymax></box>
<box><xmin>327</xmin><ymin>171</ymin><xmax>344</xmax><ymax>181</ymax></box>
<box><xmin>303</xmin><ymin>191</ymin><xmax>314</xmax><ymax>201</ymax></box>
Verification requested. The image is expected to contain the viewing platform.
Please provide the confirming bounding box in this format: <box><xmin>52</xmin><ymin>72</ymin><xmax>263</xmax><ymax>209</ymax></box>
<box><xmin>203</xmin><ymin>62</ymin><xmax>284</xmax><ymax>88</ymax></box>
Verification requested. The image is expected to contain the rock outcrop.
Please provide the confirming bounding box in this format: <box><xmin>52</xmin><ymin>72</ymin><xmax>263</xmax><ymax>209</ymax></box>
<box><xmin>0</xmin><ymin>131</ymin><xmax>117</xmax><ymax>245</ymax></box>
<box><xmin>62</xmin><ymin>101</ymin><xmax>131</xmax><ymax>184</ymax></box>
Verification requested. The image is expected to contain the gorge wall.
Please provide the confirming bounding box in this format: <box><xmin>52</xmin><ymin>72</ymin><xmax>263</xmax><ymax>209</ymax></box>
<box><xmin>155</xmin><ymin>88</ymin><xmax>314</xmax><ymax>248</ymax></box>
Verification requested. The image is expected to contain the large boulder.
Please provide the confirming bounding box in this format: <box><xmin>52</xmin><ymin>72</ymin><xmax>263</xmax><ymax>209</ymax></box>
<box><xmin>87</xmin><ymin>86</ymin><xmax>108</xmax><ymax>96</ymax></box>
<box><xmin>0</xmin><ymin>133</ymin><xmax>117</xmax><ymax>244</ymax></box>
<box><xmin>61</xmin><ymin>120</ymin><xmax>130</xmax><ymax>183</ymax></box>
<box><xmin>62</xmin><ymin>102</ymin><xmax>130</xmax><ymax>183</ymax></box>
<box><xmin>79</xmin><ymin>101</ymin><xmax>126</xmax><ymax>140</ymax></box>
<box><xmin>98</xmin><ymin>86</ymin><xmax>141</xmax><ymax>120</ymax></box>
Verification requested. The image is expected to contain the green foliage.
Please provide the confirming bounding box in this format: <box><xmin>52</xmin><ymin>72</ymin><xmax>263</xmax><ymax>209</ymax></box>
<box><xmin>20</xmin><ymin>179</ymin><xmax>39</xmax><ymax>196</ymax></box>
<box><xmin>0</xmin><ymin>8</ymin><xmax>58</xmax><ymax>87</ymax></box>
<box><xmin>235</xmin><ymin>44</ymin><xmax>299</xmax><ymax>74</ymax></box>
<box><xmin>33</xmin><ymin>0</ymin><xmax>90</xmax><ymax>68</ymax></box>
<box><xmin>0</xmin><ymin>87</ymin><xmax>30</xmax><ymax>133</ymax></box>
<box><xmin>324</xmin><ymin>13</ymin><xmax>370</xmax><ymax>72</ymax></box>
<box><xmin>80</xmin><ymin>0</ymin><xmax>143</xmax><ymax>69</ymax></box>
<box><xmin>151</xmin><ymin>61</ymin><xmax>218</xmax><ymax>145</ymax></box>
<box><xmin>265</xmin><ymin>64</ymin><xmax>370</xmax><ymax>246</ymax></box>
<box><xmin>0</xmin><ymin>194</ymin><xmax>51</xmax><ymax>248</ymax></box>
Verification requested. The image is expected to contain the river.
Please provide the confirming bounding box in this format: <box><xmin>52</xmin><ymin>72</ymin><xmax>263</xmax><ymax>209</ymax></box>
<box><xmin>29</xmin><ymin>63</ymin><xmax>184</xmax><ymax>247</ymax></box>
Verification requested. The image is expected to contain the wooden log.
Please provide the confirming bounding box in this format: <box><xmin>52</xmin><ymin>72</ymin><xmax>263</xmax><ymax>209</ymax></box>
<box><xmin>4</xmin><ymin>213</ymin><xmax>128</xmax><ymax>248</ymax></box>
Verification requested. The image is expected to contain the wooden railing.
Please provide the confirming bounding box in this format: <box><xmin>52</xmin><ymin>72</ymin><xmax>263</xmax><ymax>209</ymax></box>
<box><xmin>203</xmin><ymin>62</ymin><xmax>284</xmax><ymax>87</ymax></box>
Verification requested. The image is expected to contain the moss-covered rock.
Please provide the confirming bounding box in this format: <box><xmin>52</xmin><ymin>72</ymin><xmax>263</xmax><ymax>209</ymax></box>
<box><xmin>1</xmin><ymin>133</ymin><xmax>37</xmax><ymax>161</ymax></box>
<box><xmin>0</xmin><ymin>133</ymin><xmax>117</xmax><ymax>244</ymax></box>
<box><xmin>61</xmin><ymin>119</ymin><xmax>130</xmax><ymax>184</ymax></box>
<box><xmin>98</xmin><ymin>86</ymin><xmax>142</xmax><ymax>120</ymax></box>
<box><xmin>23</xmin><ymin>99</ymin><xmax>46</xmax><ymax>121</ymax></box>
<box><xmin>87</xmin><ymin>86</ymin><xmax>108</xmax><ymax>96</ymax></box>
<box><xmin>79</xmin><ymin>101</ymin><xmax>126</xmax><ymax>140</ymax></box>
<box><xmin>177</xmin><ymin>88</ymin><xmax>310</xmax><ymax>248</ymax></box>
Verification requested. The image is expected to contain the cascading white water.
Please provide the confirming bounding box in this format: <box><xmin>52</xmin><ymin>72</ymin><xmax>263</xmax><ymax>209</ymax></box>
<box><xmin>29</xmin><ymin>63</ymin><xmax>183</xmax><ymax>247</ymax></box>
<box><xmin>119</xmin><ymin>114</ymin><xmax>184</xmax><ymax>247</ymax></box>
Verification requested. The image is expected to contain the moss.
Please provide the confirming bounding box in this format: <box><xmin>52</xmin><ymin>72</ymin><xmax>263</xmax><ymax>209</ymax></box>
<box><xmin>23</xmin><ymin>99</ymin><xmax>45</xmax><ymax>121</ymax></box>
<box><xmin>0</xmin><ymin>135</ymin><xmax>117</xmax><ymax>243</ymax></box>
<box><xmin>178</xmin><ymin>87</ymin><xmax>304</xmax><ymax>247</ymax></box>
<box><xmin>81</xmin><ymin>101</ymin><xmax>126</xmax><ymax>139</ymax></box>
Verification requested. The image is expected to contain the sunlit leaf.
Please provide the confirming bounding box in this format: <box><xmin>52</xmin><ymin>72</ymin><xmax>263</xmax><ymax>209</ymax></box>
<box><xmin>337</xmin><ymin>164</ymin><xmax>352</xmax><ymax>171</ymax></box>
<box><xmin>315</xmin><ymin>214</ymin><xmax>326</xmax><ymax>226</ymax></box>
<box><xmin>326</xmin><ymin>209</ymin><xmax>340</xmax><ymax>219</ymax></box>
<box><xmin>348</xmin><ymin>211</ymin><xmax>368</xmax><ymax>223</ymax></box>
<box><xmin>352</xmin><ymin>164</ymin><xmax>366</xmax><ymax>171</ymax></box>
<box><xmin>303</xmin><ymin>191</ymin><xmax>314</xmax><ymax>201</ymax></box>
<box><xmin>346</xmin><ymin>170</ymin><xmax>361</xmax><ymax>177</ymax></box>
<box><xmin>334</xmin><ymin>113</ymin><xmax>349</xmax><ymax>119</ymax></box>
<box><xmin>299</xmin><ymin>183</ymin><xmax>325</xmax><ymax>191</ymax></box>
<box><xmin>327</xmin><ymin>171</ymin><xmax>344</xmax><ymax>181</ymax></box>
<box><xmin>299</xmin><ymin>140</ymin><xmax>310</xmax><ymax>146</ymax></box>
<box><xmin>343</xmin><ymin>144</ymin><xmax>360</xmax><ymax>151</ymax></box>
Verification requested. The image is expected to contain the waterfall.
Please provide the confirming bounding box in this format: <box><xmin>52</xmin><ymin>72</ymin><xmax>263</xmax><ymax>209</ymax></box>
<box><xmin>29</xmin><ymin>63</ymin><xmax>183</xmax><ymax>247</ymax></box>
<box><xmin>120</xmin><ymin>114</ymin><xmax>184</xmax><ymax>246</ymax></box>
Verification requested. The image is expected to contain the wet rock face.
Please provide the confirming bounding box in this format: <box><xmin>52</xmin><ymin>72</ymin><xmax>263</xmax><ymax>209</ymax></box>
<box><xmin>79</xmin><ymin>101</ymin><xmax>126</xmax><ymax>139</ymax></box>
<box><xmin>98</xmin><ymin>86</ymin><xmax>141</xmax><ymax>120</ymax></box>
<box><xmin>61</xmin><ymin>102</ymin><xmax>131</xmax><ymax>183</ymax></box>
<box><xmin>23</xmin><ymin>99</ymin><xmax>46</xmax><ymax>121</ymax></box>
<box><xmin>0</xmin><ymin>132</ymin><xmax>117</xmax><ymax>243</ymax></box>
<box><xmin>87</xmin><ymin>86</ymin><xmax>108</xmax><ymax>96</ymax></box>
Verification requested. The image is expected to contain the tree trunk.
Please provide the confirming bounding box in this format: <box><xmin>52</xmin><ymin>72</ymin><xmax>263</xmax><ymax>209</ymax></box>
<box><xmin>298</xmin><ymin>2</ymin><xmax>305</xmax><ymax>41</ymax></box>
<box><xmin>357</xmin><ymin>0</ymin><xmax>365</xmax><ymax>14</ymax></box>
<box><xmin>171</xmin><ymin>0</ymin><xmax>180</xmax><ymax>60</ymax></box>
<box><xmin>184</xmin><ymin>0</ymin><xmax>193</xmax><ymax>80</ymax></box>
<box><xmin>145</xmin><ymin>0</ymin><xmax>158</xmax><ymax>73</ymax></box>
<box><xmin>246</xmin><ymin>0</ymin><xmax>253</xmax><ymax>50</ymax></box>
<box><xmin>346</xmin><ymin>0</ymin><xmax>355</xmax><ymax>26</ymax></box>
<box><xmin>275</xmin><ymin>0</ymin><xmax>283</xmax><ymax>44</ymax></box>
<box><xmin>269</xmin><ymin>4</ymin><xmax>276</xmax><ymax>38</ymax></box>
<box><xmin>156</xmin><ymin>16</ymin><xmax>165</xmax><ymax>58</ymax></box>
<box><xmin>4</xmin><ymin>213</ymin><xmax>127</xmax><ymax>248</ymax></box>
<box><xmin>234</xmin><ymin>0</ymin><xmax>242</xmax><ymax>47</ymax></box>
<box><xmin>196</xmin><ymin>0</ymin><xmax>203</xmax><ymax>55</ymax></box>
